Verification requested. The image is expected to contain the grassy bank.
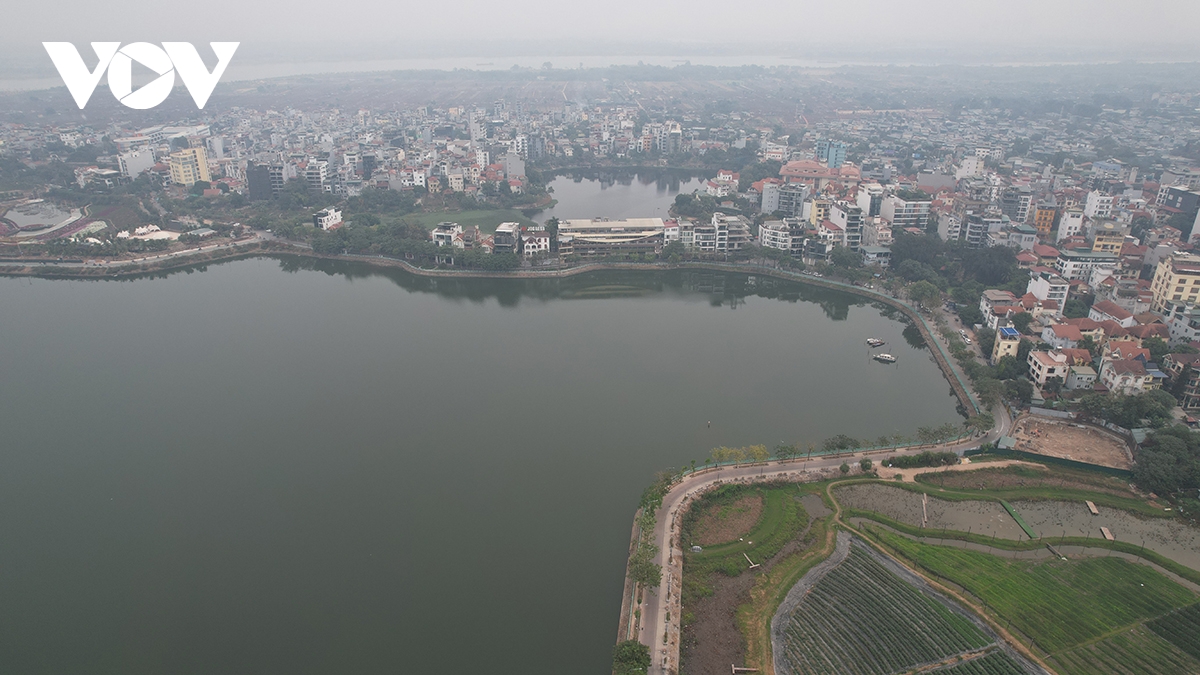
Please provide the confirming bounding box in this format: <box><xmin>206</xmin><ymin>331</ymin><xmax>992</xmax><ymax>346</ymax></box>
<box><xmin>408</xmin><ymin>209</ymin><xmax>537</xmax><ymax>232</ymax></box>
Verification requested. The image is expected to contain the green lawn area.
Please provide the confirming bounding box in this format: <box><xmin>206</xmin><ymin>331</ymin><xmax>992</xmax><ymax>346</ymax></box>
<box><xmin>870</xmin><ymin>527</ymin><xmax>1199</xmax><ymax>667</ymax></box>
<box><xmin>408</xmin><ymin>210</ymin><xmax>538</xmax><ymax>233</ymax></box>
<box><xmin>686</xmin><ymin>486</ymin><xmax>805</xmax><ymax>576</ymax></box>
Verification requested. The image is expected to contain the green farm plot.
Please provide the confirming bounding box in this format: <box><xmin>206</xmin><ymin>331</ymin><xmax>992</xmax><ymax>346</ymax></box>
<box><xmin>408</xmin><ymin>210</ymin><xmax>537</xmax><ymax>233</ymax></box>
<box><xmin>870</xmin><ymin>528</ymin><xmax>1198</xmax><ymax>655</ymax></box>
<box><xmin>928</xmin><ymin>650</ymin><xmax>1030</xmax><ymax>674</ymax></box>
<box><xmin>778</xmin><ymin>544</ymin><xmax>996</xmax><ymax>675</ymax></box>
<box><xmin>1050</xmin><ymin>625</ymin><xmax>1200</xmax><ymax>675</ymax></box>
<box><xmin>1148</xmin><ymin>602</ymin><xmax>1200</xmax><ymax>661</ymax></box>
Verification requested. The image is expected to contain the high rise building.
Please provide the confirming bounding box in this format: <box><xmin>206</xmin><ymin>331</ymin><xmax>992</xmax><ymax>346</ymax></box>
<box><xmin>816</xmin><ymin>140</ymin><xmax>847</xmax><ymax>168</ymax></box>
<box><xmin>857</xmin><ymin>183</ymin><xmax>884</xmax><ymax>217</ymax></box>
<box><xmin>829</xmin><ymin>201</ymin><xmax>864</xmax><ymax>250</ymax></box>
<box><xmin>247</xmin><ymin>163</ymin><xmax>272</xmax><ymax>201</ymax></box>
<box><xmin>118</xmin><ymin>149</ymin><xmax>155</xmax><ymax>178</ymax></box>
<box><xmin>168</xmin><ymin>146</ymin><xmax>210</xmax><ymax>186</ymax></box>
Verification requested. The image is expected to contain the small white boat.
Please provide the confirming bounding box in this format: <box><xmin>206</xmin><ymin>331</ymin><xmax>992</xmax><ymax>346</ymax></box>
<box><xmin>873</xmin><ymin>353</ymin><xmax>897</xmax><ymax>363</ymax></box>
<box><xmin>866</xmin><ymin>338</ymin><xmax>886</xmax><ymax>348</ymax></box>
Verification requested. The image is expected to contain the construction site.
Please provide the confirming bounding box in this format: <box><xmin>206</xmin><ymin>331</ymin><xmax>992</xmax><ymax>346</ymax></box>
<box><xmin>1010</xmin><ymin>415</ymin><xmax>1134</xmax><ymax>470</ymax></box>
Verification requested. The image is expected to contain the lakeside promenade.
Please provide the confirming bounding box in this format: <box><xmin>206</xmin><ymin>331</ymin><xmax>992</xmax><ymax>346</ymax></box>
<box><xmin>628</xmin><ymin>410</ymin><xmax>1012</xmax><ymax>675</ymax></box>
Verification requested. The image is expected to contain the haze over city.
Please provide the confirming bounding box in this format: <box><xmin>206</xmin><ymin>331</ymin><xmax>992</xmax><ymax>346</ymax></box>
<box><xmin>4</xmin><ymin>2</ymin><xmax>1200</xmax><ymax>675</ymax></box>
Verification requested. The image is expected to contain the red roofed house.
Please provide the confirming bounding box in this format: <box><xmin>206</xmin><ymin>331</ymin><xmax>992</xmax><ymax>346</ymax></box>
<box><xmin>1089</xmin><ymin>300</ymin><xmax>1136</xmax><ymax>328</ymax></box>
<box><xmin>1099</xmin><ymin>359</ymin><xmax>1154</xmax><ymax>394</ymax></box>
<box><xmin>1042</xmin><ymin>323</ymin><xmax>1084</xmax><ymax>349</ymax></box>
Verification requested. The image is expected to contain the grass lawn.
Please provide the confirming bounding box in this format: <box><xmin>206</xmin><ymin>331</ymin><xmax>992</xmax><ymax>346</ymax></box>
<box><xmin>409</xmin><ymin>209</ymin><xmax>538</xmax><ymax>233</ymax></box>
<box><xmin>871</xmin><ymin>528</ymin><xmax>1198</xmax><ymax>662</ymax></box>
<box><xmin>686</xmin><ymin>485</ymin><xmax>805</xmax><ymax>575</ymax></box>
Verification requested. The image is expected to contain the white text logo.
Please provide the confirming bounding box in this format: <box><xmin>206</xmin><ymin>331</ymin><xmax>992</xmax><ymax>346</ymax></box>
<box><xmin>42</xmin><ymin>42</ymin><xmax>239</xmax><ymax>110</ymax></box>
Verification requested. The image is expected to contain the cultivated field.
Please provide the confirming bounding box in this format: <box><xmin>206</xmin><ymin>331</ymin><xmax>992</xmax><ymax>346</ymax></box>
<box><xmin>1050</xmin><ymin>624</ymin><xmax>1200</xmax><ymax>675</ymax></box>
<box><xmin>928</xmin><ymin>650</ymin><xmax>1032</xmax><ymax>674</ymax></box>
<box><xmin>871</xmin><ymin>529</ymin><xmax>1199</xmax><ymax>674</ymax></box>
<box><xmin>1011</xmin><ymin>417</ymin><xmax>1132</xmax><ymax>470</ymax></box>
<box><xmin>1017</xmin><ymin>500</ymin><xmax>1200</xmax><ymax>571</ymax></box>
<box><xmin>775</xmin><ymin>539</ymin><xmax>1037</xmax><ymax>675</ymax></box>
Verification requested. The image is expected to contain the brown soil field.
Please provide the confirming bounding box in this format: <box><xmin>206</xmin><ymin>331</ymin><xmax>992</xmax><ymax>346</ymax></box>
<box><xmin>692</xmin><ymin>494</ymin><xmax>764</xmax><ymax>546</ymax></box>
<box><xmin>1016</xmin><ymin>500</ymin><xmax>1200</xmax><ymax>571</ymax></box>
<box><xmin>836</xmin><ymin>483</ymin><xmax>1026</xmax><ymax>539</ymax></box>
<box><xmin>1011</xmin><ymin>417</ymin><xmax>1132</xmax><ymax>470</ymax></box>
<box><xmin>679</xmin><ymin>566</ymin><xmax>756</xmax><ymax>675</ymax></box>
<box><xmin>835</xmin><ymin>483</ymin><xmax>1200</xmax><ymax>573</ymax></box>
<box><xmin>917</xmin><ymin>464</ymin><xmax>1139</xmax><ymax>499</ymax></box>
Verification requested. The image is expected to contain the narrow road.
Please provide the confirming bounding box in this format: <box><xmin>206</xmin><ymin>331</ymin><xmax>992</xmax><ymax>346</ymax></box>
<box><xmin>636</xmin><ymin>408</ymin><xmax>1012</xmax><ymax>675</ymax></box>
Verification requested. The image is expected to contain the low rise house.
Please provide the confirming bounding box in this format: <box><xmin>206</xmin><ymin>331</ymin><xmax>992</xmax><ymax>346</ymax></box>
<box><xmin>313</xmin><ymin>207</ymin><xmax>342</xmax><ymax>231</ymax></box>
<box><xmin>1163</xmin><ymin>352</ymin><xmax>1200</xmax><ymax>409</ymax></box>
<box><xmin>431</xmin><ymin>222</ymin><xmax>462</xmax><ymax>246</ymax></box>
<box><xmin>1066</xmin><ymin>366</ymin><xmax>1097</xmax><ymax>390</ymax></box>
<box><xmin>861</xmin><ymin>246</ymin><xmax>891</xmax><ymax>267</ymax></box>
<box><xmin>1099</xmin><ymin>359</ymin><xmax>1155</xmax><ymax>394</ymax></box>
<box><xmin>521</xmin><ymin>229</ymin><xmax>551</xmax><ymax>257</ymax></box>
<box><xmin>1089</xmin><ymin>300</ymin><xmax>1136</xmax><ymax>328</ymax></box>
<box><xmin>979</xmin><ymin>289</ymin><xmax>1018</xmax><ymax>317</ymax></box>
<box><xmin>1041</xmin><ymin>323</ymin><xmax>1084</xmax><ymax>349</ymax></box>
<box><xmin>1027</xmin><ymin>350</ymin><xmax>1070</xmax><ymax>387</ymax></box>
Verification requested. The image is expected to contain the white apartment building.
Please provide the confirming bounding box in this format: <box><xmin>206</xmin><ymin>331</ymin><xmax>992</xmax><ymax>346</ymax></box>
<box><xmin>1083</xmin><ymin>191</ymin><xmax>1113</xmax><ymax>220</ymax></box>
<box><xmin>1057</xmin><ymin>209</ymin><xmax>1085</xmax><ymax>242</ymax></box>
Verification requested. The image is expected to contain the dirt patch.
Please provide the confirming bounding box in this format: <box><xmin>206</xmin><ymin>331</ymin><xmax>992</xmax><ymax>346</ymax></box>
<box><xmin>1016</xmin><ymin>500</ymin><xmax>1200</xmax><ymax>571</ymax></box>
<box><xmin>837</xmin><ymin>483</ymin><xmax>1025</xmax><ymax>539</ymax></box>
<box><xmin>1011</xmin><ymin>417</ymin><xmax>1133</xmax><ymax>470</ymax></box>
<box><xmin>680</xmin><ymin>566</ymin><xmax>757</xmax><ymax>675</ymax></box>
<box><xmin>800</xmin><ymin>493</ymin><xmax>831</xmax><ymax>519</ymax></box>
<box><xmin>916</xmin><ymin>463</ymin><xmax>1139</xmax><ymax>499</ymax></box>
<box><xmin>693</xmin><ymin>494</ymin><xmax>765</xmax><ymax>546</ymax></box>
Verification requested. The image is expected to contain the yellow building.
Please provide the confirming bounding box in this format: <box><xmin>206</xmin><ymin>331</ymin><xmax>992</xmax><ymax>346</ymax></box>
<box><xmin>169</xmin><ymin>146</ymin><xmax>210</xmax><ymax>186</ymax></box>
<box><xmin>1091</xmin><ymin>220</ymin><xmax>1127</xmax><ymax>254</ymax></box>
<box><xmin>991</xmin><ymin>326</ymin><xmax>1021</xmax><ymax>364</ymax></box>
<box><xmin>1033</xmin><ymin>204</ymin><xmax>1057</xmax><ymax>237</ymax></box>
<box><xmin>808</xmin><ymin>198</ymin><xmax>831</xmax><ymax>226</ymax></box>
<box><xmin>1151</xmin><ymin>253</ymin><xmax>1200</xmax><ymax>312</ymax></box>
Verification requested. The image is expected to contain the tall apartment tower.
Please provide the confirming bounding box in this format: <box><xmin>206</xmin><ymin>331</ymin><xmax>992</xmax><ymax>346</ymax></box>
<box><xmin>169</xmin><ymin>146</ymin><xmax>210</xmax><ymax>186</ymax></box>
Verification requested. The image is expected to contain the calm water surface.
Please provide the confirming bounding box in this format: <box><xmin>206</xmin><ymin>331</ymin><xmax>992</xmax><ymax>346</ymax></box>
<box><xmin>536</xmin><ymin>172</ymin><xmax>708</xmax><ymax>222</ymax></box>
<box><xmin>0</xmin><ymin>260</ymin><xmax>962</xmax><ymax>674</ymax></box>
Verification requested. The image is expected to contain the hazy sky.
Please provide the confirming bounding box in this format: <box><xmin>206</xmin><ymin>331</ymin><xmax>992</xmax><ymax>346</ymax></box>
<box><xmin>4</xmin><ymin>0</ymin><xmax>1200</xmax><ymax>65</ymax></box>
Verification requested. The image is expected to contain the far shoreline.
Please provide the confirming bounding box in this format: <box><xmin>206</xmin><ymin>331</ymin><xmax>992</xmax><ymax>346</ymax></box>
<box><xmin>0</xmin><ymin>240</ymin><xmax>979</xmax><ymax>414</ymax></box>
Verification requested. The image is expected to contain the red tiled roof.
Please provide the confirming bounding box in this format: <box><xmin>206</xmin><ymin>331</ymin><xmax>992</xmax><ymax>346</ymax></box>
<box><xmin>1091</xmin><ymin>300</ymin><xmax>1133</xmax><ymax>321</ymax></box>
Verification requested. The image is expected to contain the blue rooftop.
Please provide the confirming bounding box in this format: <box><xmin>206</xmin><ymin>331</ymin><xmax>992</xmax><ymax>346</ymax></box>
<box><xmin>998</xmin><ymin>327</ymin><xmax>1020</xmax><ymax>338</ymax></box>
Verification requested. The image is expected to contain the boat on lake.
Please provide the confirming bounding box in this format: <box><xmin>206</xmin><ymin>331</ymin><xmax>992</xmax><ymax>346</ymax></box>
<box><xmin>866</xmin><ymin>338</ymin><xmax>886</xmax><ymax>348</ymax></box>
<box><xmin>873</xmin><ymin>353</ymin><xmax>897</xmax><ymax>363</ymax></box>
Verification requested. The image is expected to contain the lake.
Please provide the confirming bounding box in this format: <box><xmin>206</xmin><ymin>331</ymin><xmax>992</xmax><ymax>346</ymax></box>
<box><xmin>535</xmin><ymin>171</ymin><xmax>709</xmax><ymax>223</ymax></box>
<box><xmin>0</xmin><ymin>259</ymin><xmax>962</xmax><ymax>674</ymax></box>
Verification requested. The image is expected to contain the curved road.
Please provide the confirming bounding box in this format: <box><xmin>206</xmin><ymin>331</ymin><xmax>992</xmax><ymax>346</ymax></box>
<box><xmin>635</xmin><ymin>405</ymin><xmax>1012</xmax><ymax>675</ymax></box>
